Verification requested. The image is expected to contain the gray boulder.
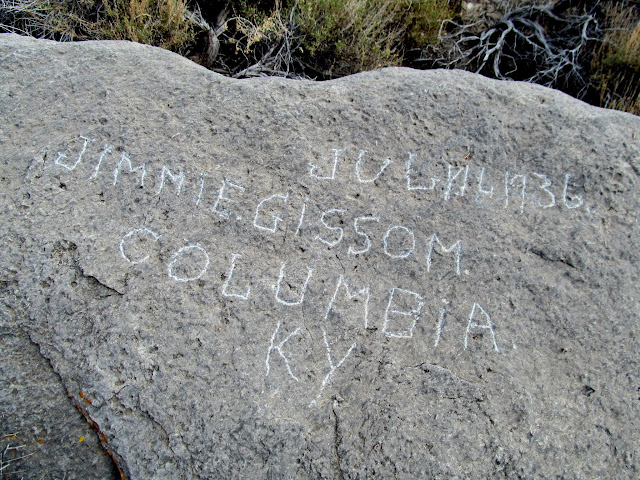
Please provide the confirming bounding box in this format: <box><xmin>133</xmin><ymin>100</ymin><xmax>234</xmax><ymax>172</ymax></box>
<box><xmin>1</xmin><ymin>33</ymin><xmax>638</xmax><ymax>479</ymax></box>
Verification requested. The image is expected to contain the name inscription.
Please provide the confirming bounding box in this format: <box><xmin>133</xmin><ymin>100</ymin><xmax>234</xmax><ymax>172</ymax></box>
<box><xmin>47</xmin><ymin>134</ymin><xmax>587</xmax><ymax>406</ymax></box>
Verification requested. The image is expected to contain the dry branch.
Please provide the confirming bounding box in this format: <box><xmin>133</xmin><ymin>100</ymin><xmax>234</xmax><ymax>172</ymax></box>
<box><xmin>438</xmin><ymin>3</ymin><xmax>601</xmax><ymax>98</ymax></box>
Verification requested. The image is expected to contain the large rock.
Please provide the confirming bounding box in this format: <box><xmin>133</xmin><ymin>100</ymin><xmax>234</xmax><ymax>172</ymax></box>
<box><xmin>1</xmin><ymin>33</ymin><xmax>638</xmax><ymax>479</ymax></box>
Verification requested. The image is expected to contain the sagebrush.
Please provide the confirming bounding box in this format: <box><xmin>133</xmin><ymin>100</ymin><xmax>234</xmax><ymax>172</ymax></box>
<box><xmin>0</xmin><ymin>0</ymin><xmax>638</xmax><ymax>115</ymax></box>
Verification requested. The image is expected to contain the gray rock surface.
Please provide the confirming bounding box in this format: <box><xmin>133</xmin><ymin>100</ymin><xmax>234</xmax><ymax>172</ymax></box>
<box><xmin>0</xmin><ymin>327</ymin><xmax>119</xmax><ymax>479</ymax></box>
<box><xmin>1</xmin><ymin>33</ymin><xmax>639</xmax><ymax>479</ymax></box>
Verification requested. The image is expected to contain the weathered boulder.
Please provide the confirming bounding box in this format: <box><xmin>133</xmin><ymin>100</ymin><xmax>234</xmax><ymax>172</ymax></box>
<box><xmin>0</xmin><ymin>33</ymin><xmax>639</xmax><ymax>479</ymax></box>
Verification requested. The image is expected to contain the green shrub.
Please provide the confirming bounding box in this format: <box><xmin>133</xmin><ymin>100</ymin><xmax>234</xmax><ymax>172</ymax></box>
<box><xmin>406</xmin><ymin>0</ymin><xmax>455</xmax><ymax>48</ymax></box>
<box><xmin>0</xmin><ymin>0</ymin><xmax>196</xmax><ymax>52</ymax></box>
<box><xmin>97</xmin><ymin>0</ymin><xmax>195</xmax><ymax>51</ymax></box>
<box><xmin>293</xmin><ymin>0</ymin><xmax>454</xmax><ymax>77</ymax></box>
<box><xmin>2</xmin><ymin>0</ymin><xmax>637</xmax><ymax>115</ymax></box>
<box><xmin>0</xmin><ymin>0</ymin><xmax>454</xmax><ymax>77</ymax></box>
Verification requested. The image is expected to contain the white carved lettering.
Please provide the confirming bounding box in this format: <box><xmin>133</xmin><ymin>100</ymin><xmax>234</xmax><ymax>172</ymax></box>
<box><xmin>464</xmin><ymin>303</ymin><xmax>499</xmax><ymax>352</ymax></box>
<box><xmin>212</xmin><ymin>179</ymin><xmax>245</xmax><ymax>219</ymax></box>
<box><xmin>167</xmin><ymin>244</ymin><xmax>210</xmax><ymax>282</ymax></box>
<box><xmin>113</xmin><ymin>151</ymin><xmax>146</xmax><ymax>187</ymax></box>
<box><xmin>563</xmin><ymin>174</ymin><xmax>584</xmax><ymax>209</ymax></box>
<box><xmin>348</xmin><ymin>215</ymin><xmax>379</xmax><ymax>255</ymax></box>
<box><xmin>56</xmin><ymin>135</ymin><xmax>94</xmax><ymax>171</ymax></box>
<box><xmin>221</xmin><ymin>253</ymin><xmax>251</xmax><ymax>300</ymax></box>
<box><xmin>89</xmin><ymin>144</ymin><xmax>114</xmax><ymax>179</ymax></box>
<box><xmin>324</xmin><ymin>274</ymin><xmax>371</xmax><ymax>328</ymax></box>
<box><xmin>355</xmin><ymin>150</ymin><xmax>392</xmax><ymax>183</ymax></box>
<box><xmin>316</xmin><ymin>208</ymin><xmax>346</xmax><ymax>247</ymax></box>
<box><xmin>406</xmin><ymin>151</ymin><xmax>439</xmax><ymax>191</ymax></box>
<box><xmin>195</xmin><ymin>174</ymin><xmax>206</xmax><ymax>206</ymax></box>
<box><xmin>119</xmin><ymin>228</ymin><xmax>161</xmax><ymax>264</ymax></box>
<box><xmin>254</xmin><ymin>193</ymin><xmax>289</xmax><ymax>233</ymax></box>
<box><xmin>295</xmin><ymin>202</ymin><xmax>306</xmax><ymax>236</ymax></box>
<box><xmin>434</xmin><ymin>307</ymin><xmax>446</xmax><ymax>347</ymax></box>
<box><xmin>309</xmin><ymin>329</ymin><xmax>356</xmax><ymax>407</ymax></box>
<box><xmin>532</xmin><ymin>173</ymin><xmax>556</xmax><ymax>209</ymax></box>
<box><xmin>383</xmin><ymin>225</ymin><xmax>415</xmax><ymax>259</ymax></box>
<box><xmin>265</xmin><ymin>322</ymin><xmax>302</xmax><ymax>381</ymax></box>
<box><xmin>476</xmin><ymin>167</ymin><xmax>495</xmax><ymax>200</ymax></box>
<box><xmin>444</xmin><ymin>164</ymin><xmax>469</xmax><ymax>201</ymax></box>
<box><xmin>426</xmin><ymin>234</ymin><xmax>462</xmax><ymax>275</ymax></box>
<box><xmin>309</xmin><ymin>148</ymin><xmax>342</xmax><ymax>180</ymax></box>
<box><xmin>273</xmin><ymin>262</ymin><xmax>314</xmax><ymax>306</ymax></box>
<box><xmin>382</xmin><ymin>288</ymin><xmax>424</xmax><ymax>338</ymax></box>
<box><xmin>156</xmin><ymin>166</ymin><xmax>185</xmax><ymax>196</ymax></box>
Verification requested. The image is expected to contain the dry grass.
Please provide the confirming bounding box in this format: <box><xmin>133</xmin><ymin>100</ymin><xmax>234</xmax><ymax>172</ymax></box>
<box><xmin>210</xmin><ymin>1</ymin><xmax>305</xmax><ymax>78</ymax></box>
<box><xmin>294</xmin><ymin>0</ymin><xmax>453</xmax><ymax>77</ymax></box>
<box><xmin>0</xmin><ymin>0</ymin><xmax>638</xmax><ymax>114</ymax></box>
<box><xmin>591</xmin><ymin>4</ymin><xmax>640</xmax><ymax>115</ymax></box>
<box><xmin>1</xmin><ymin>433</ymin><xmax>34</xmax><ymax>479</ymax></box>
<box><xmin>232</xmin><ymin>1</ymin><xmax>289</xmax><ymax>54</ymax></box>
<box><xmin>0</xmin><ymin>0</ymin><xmax>196</xmax><ymax>51</ymax></box>
<box><xmin>97</xmin><ymin>0</ymin><xmax>194</xmax><ymax>51</ymax></box>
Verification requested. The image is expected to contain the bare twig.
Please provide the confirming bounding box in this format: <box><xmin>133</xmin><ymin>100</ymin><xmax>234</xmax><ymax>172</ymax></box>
<box><xmin>0</xmin><ymin>0</ymin><xmax>56</xmax><ymax>38</ymax></box>
<box><xmin>217</xmin><ymin>4</ymin><xmax>306</xmax><ymax>79</ymax></box>
<box><xmin>436</xmin><ymin>4</ymin><xmax>601</xmax><ymax>98</ymax></box>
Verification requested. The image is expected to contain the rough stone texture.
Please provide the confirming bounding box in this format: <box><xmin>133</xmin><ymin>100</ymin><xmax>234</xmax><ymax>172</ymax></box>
<box><xmin>1</xmin><ymin>33</ymin><xmax>639</xmax><ymax>479</ymax></box>
<box><xmin>0</xmin><ymin>327</ymin><xmax>119</xmax><ymax>479</ymax></box>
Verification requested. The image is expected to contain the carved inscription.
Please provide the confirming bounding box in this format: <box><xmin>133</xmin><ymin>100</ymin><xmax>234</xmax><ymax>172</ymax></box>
<box><xmin>47</xmin><ymin>134</ymin><xmax>588</xmax><ymax>406</ymax></box>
